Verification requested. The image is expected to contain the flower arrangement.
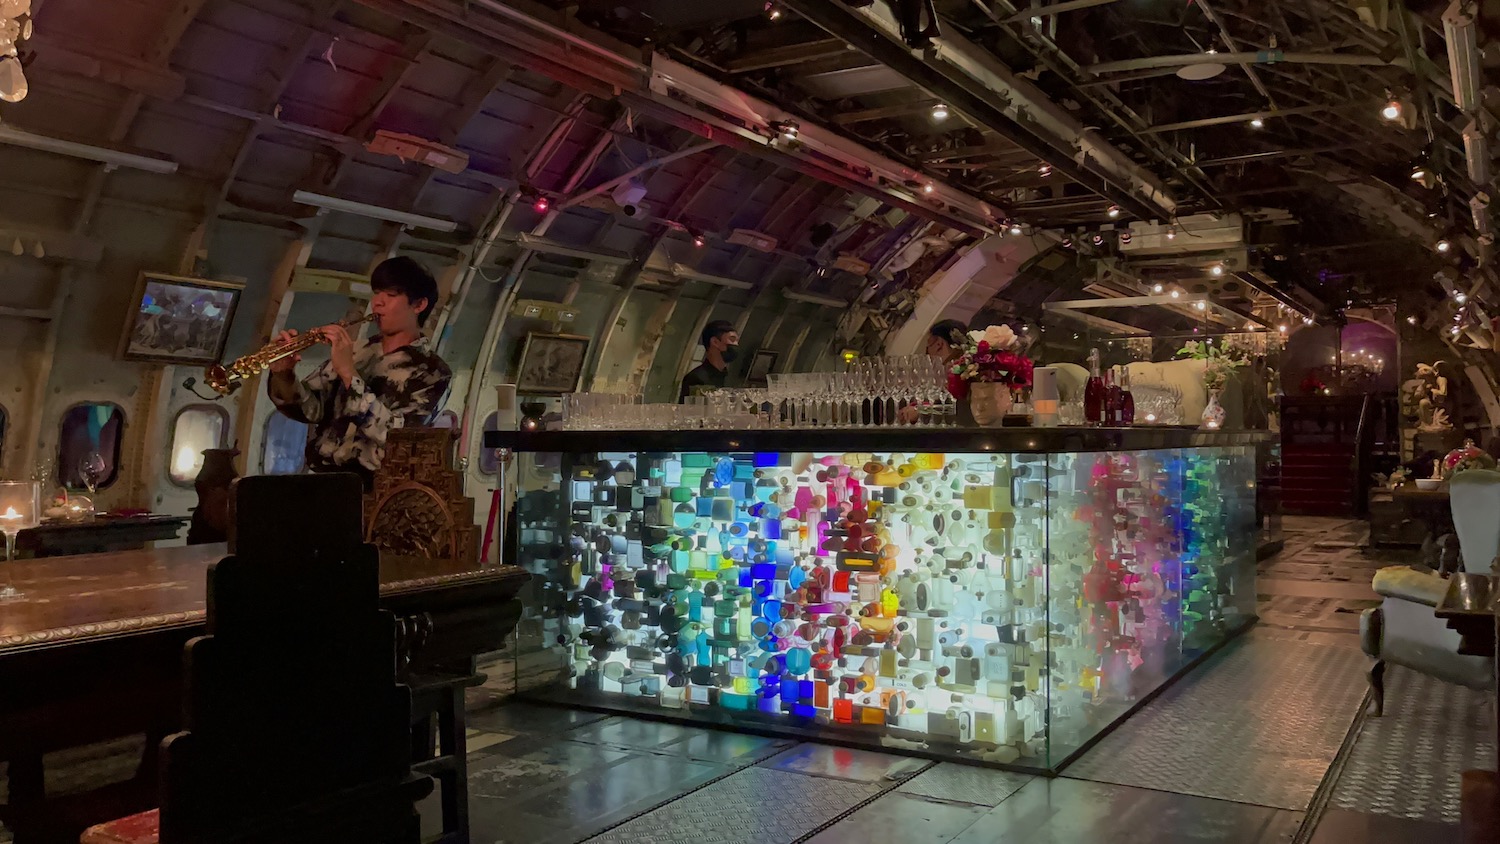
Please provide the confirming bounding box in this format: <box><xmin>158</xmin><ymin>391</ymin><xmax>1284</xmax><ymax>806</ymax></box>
<box><xmin>947</xmin><ymin>324</ymin><xmax>1034</xmax><ymax>398</ymax></box>
<box><xmin>1175</xmin><ymin>339</ymin><xmax>1246</xmax><ymax>392</ymax></box>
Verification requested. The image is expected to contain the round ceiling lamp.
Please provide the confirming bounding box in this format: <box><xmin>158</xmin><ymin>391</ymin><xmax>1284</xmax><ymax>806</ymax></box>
<box><xmin>1176</xmin><ymin>61</ymin><xmax>1226</xmax><ymax>81</ymax></box>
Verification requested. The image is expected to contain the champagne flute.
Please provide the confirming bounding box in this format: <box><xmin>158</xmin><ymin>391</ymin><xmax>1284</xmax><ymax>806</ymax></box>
<box><xmin>79</xmin><ymin>451</ymin><xmax>107</xmax><ymax>496</ymax></box>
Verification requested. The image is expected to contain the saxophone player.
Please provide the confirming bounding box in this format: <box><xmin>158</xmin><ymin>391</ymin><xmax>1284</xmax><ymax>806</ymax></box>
<box><xmin>267</xmin><ymin>256</ymin><xmax>453</xmax><ymax>487</ymax></box>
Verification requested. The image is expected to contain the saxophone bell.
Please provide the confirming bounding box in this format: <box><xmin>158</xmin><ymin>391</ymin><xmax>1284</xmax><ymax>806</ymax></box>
<box><xmin>203</xmin><ymin>313</ymin><xmax>376</xmax><ymax>397</ymax></box>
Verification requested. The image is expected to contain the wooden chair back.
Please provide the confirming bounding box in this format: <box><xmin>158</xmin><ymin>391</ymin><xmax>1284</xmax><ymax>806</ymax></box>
<box><xmin>157</xmin><ymin>473</ymin><xmax>430</xmax><ymax>844</ymax></box>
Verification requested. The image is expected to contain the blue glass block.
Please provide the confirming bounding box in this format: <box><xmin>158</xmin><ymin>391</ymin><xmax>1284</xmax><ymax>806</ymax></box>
<box><xmin>760</xmin><ymin>599</ymin><xmax>782</xmax><ymax>621</ymax></box>
<box><xmin>791</xmin><ymin>703</ymin><xmax>816</xmax><ymax>718</ymax></box>
<box><xmin>696</xmin><ymin>498</ymin><xmax>714</xmax><ymax>517</ymax></box>
<box><xmin>688</xmin><ymin>591</ymin><xmax>703</xmax><ymax>621</ymax></box>
<box><xmin>780</xmin><ymin>677</ymin><xmax>799</xmax><ymax>700</ymax></box>
<box><xmin>763</xmin><ymin>519</ymin><xmax>782</xmax><ymax>540</ymax></box>
<box><xmin>750</xmin><ymin>563</ymin><xmax>777</xmax><ymax>580</ymax></box>
<box><xmin>775</xmin><ymin>546</ymin><xmax>795</xmax><ymax>565</ymax></box>
<box><xmin>738</xmin><ymin>569</ymin><xmax>753</xmax><ymax>588</ymax></box>
<box><xmin>753</xmin><ymin>452</ymin><xmax>782</xmax><ymax>468</ymax></box>
<box><xmin>788</xmin><ymin>566</ymin><xmax>806</xmax><ymax>589</ymax></box>
<box><xmin>734</xmin><ymin>462</ymin><xmax>756</xmax><ymax>481</ymax></box>
<box><xmin>799</xmin><ymin>679</ymin><xmax>814</xmax><ymax>698</ymax></box>
<box><xmin>759</xmin><ymin>675</ymin><xmax>780</xmax><ymax>697</ymax></box>
<box><xmin>730</xmin><ymin>481</ymin><xmax>752</xmax><ymax>501</ymax></box>
<box><xmin>758</xmin><ymin>698</ymin><xmax>782</xmax><ymax>714</ymax></box>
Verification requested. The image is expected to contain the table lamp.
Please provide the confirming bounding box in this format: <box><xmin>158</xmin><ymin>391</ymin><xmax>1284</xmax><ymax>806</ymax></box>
<box><xmin>1032</xmin><ymin>367</ymin><xmax>1060</xmax><ymax>427</ymax></box>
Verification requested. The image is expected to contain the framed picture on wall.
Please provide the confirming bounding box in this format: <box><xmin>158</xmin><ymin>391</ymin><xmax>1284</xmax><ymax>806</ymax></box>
<box><xmin>746</xmin><ymin>349</ymin><xmax>778</xmax><ymax>387</ymax></box>
<box><xmin>517</xmin><ymin>333</ymin><xmax>590</xmax><ymax>395</ymax></box>
<box><xmin>118</xmin><ymin>272</ymin><xmax>244</xmax><ymax>366</ymax></box>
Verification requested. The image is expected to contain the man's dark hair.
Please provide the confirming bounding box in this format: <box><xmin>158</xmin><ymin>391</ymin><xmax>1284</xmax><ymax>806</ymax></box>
<box><xmin>701</xmin><ymin>319</ymin><xmax>736</xmax><ymax>348</ymax></box>
<box><xmin>929</xmin><ymin>319</ymin><xmax>968</xmax><ymax>346</ymax></box>
<box><xmin>371</xmin><ymin>256</ymin><xmax>439</xmax><ymax>326</ymax></box>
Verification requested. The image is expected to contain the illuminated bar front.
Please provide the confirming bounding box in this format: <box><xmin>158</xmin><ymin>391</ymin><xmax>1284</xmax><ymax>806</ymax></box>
<box><xmin>488</xmin><ymin>428</ymin><xmax>1265</xmax><ymax>773</ymax></box>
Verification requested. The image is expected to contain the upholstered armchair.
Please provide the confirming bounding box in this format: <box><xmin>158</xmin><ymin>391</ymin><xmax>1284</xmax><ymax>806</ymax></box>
<box><xmin>1451</xmin><ymin>469</ymin><xmax>1500</xmax><ymax>574</ymax></box>
<box><xmin>1360</xmin><ymin>566</ymin><xmax>1494</xmax><ymax>715</ymax></box>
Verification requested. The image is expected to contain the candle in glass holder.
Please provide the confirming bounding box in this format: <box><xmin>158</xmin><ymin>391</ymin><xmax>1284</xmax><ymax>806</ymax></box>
<box><xmin>0</xmin><ymin>479</ymin><xmax>40</xmax><ymax>599</ymax></box>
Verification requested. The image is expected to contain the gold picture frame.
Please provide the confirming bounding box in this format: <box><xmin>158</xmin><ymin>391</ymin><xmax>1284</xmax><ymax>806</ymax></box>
<box><xmin>516</xmin><ymin>333</ymin><xmax>590</xmax><ymax>395</ymax></box>
<box><xmin>118</xmin><ymin>272</ymin><xmax>245</xmax><ymax>366</ymax></box>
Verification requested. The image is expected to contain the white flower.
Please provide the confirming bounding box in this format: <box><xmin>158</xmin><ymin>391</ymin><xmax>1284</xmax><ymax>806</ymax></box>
<box><xmin>968</xmin><ymin>329</ymin><xmax>986</xmax><ymax>345</ymax></box>
<box><xmin>980</xmin><ymin>324</ymin><xmax>1017</xmax><ymax>350</ymax></box>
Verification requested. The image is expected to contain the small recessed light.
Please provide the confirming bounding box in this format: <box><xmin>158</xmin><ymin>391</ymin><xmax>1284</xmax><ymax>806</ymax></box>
<box><xmin>1407</xmin><ymin>315</ymin><xmax>1418</xmax><ymax>325</ymax></box>
<box><xmin>1382</xmin><ymin>101</ymin><xmax>1401</xmax><ymax>121</ymax></box>
<box><xmin>931</xmin><ymin>103</ymin><xmax>949</xmax><ymax>122</ymax></box>
<box><xmin>1437</xmin><ymin>239</ymin><xmax>1452</xmax><ymax>253</ymax></box>
<box><xmin>1250</xmin><ymin>118</ymin><xmax>1265</xmax><ymax>129</ymax></box>
<box><xmin>1152</xmin><ymin>283</ymin><xmax>1164</xmax><ymax>293</ymax></box>
<box><xmin>1107</xmin><ymin>205</ymin><xmax>1121</xmax><ymax>218</ymax></box>
<box><xmin>1210</xmin><ymin>264</ymin><xmax>1225</xmax><ymax>276</ymax></box>
<box><xmin>922</xmin><ymin>183</ymin><xmax>935</xmax><ymax>194</ymax></box>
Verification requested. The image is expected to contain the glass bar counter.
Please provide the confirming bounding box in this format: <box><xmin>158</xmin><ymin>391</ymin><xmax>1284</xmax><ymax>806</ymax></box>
<box><xmin>485</xmin><ymin>427</ymin><xmax>1267</xmax><ymax>773</ymax></box>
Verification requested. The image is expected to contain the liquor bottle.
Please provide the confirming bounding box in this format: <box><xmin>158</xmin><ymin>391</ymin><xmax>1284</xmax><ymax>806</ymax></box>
<box><xmin>1105</xmin><ymin>367</ymin><xmax>1123</xmax><ymax>425</ymax></box>
<box><xmin>1118</xmin><ymin>365</ymin><xmax>1135</xmax><ymax>425</ymax></box>
<box><xmin>1084</xmin><ymin>348</ymin><xmax>1105</xmax><ymax>425</ymax></box>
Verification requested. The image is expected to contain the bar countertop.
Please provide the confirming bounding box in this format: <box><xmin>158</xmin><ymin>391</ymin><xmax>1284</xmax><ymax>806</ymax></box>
<box><xmin>484</xmin><ymin>426</ymin><xmax>1273</xmax><ymax>454</ymax></box>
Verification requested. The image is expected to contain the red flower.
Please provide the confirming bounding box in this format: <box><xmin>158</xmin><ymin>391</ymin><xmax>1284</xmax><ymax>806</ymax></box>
<box><xmin>947</xmin><ymin>373</ymin><xmax>969</xmax><ymax>399</ymax></box>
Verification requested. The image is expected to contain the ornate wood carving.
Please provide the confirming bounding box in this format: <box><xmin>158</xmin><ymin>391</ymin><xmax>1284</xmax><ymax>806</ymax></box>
<box><xmin>365</xmin><ymin>428</ymin><xmax>478</xmax><ymax>565</ymax></box>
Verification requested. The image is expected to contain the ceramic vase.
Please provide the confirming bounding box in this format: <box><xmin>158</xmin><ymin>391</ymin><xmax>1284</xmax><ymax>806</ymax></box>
<box><xmin>1200</xmin><ymin>389</ymin><xmax>1226</xmax><ymax>430</ymax></box>
<box><xmin>969</xmin><ymin>382</ymin><xmax>1013</xmax><ymax>427</ymax></box>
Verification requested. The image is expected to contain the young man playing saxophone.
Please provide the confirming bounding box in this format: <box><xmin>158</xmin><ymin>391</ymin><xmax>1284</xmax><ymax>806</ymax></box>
<box><xmin>267</xmin><ymin>256</ymin><xmax>453</xmax><ymax>487</ymax></box>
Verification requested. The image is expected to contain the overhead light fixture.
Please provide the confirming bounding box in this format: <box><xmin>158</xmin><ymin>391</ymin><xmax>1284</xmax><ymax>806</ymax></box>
<box><xmin>1118</xmin><ymin>230</ymin><xmax>1132</xmax><ymax>245</ymax></box>
<box><xmin>1210</xmin><ymin>263</ymin><xmax>1225</xmax><ymax>276</ymax></box>
<box><xmin>292</xmin><ymin>190</ymin><xmax>458</xmax><ymax>232</ymax></box>
<box><xmin>1444</xmin><ymin>0</ymin><xmax>1482</xmax><ymax>113</ymax></box>
<box><xmin>0</xmin><ymin>125</ymin><xmax>179</xmax><ymax>174</ymax></box>
<box><xmin>1107</xmin><ymin>205</ymin><xmax>1121</xmax><ymax>219</ymax></box>
<box><xmin>1464</xmin><ymin>120</ymin><xmax>1490</xmax><ymax>185</ymax></box>
<box><xmin>1194</xmin><ymin>300</ymin><xmax>1208</xmax><ymax>311</ymax></box>
<box><xmin>1304</xmin><ymin>316</ymin><xmax>1314</xmax><ymax>325</ymax></box>
<box><xmin>1408</xmin><ymin>315</ymin><xmax>1419</xmax><ymax>325</ymax></box>
<box><xmin>1038</xmin><ymin>163</ymin><xmax>1053</xmax><ymax>177</ymax></box>
<box><xmin>1411</xmin><ymin>165</ymin><xmax>1428</xmax><ymax>181</ymax></box>
<box><xmin>930</xmin><ymin>103</ymin><xmax>949</xmax><ymax>122</ymax></box>
<box><xmin>772</xmin><ymin>120</ymin><xmax>799</xmax><ymax>143</ymax></box>
<box><xmin>1091</xmin><ymin>233</ymin><xmax>1104</xmax><ymax>245</ymax></box>
<box><xmin>1152</xmin><ymin>283</ymin><xmax>1164</xmax><ymax>293</ymax></box>
<box><xmin>1169</xmin><ymin>289</ymin><xmax>1181</xmax><ymax>299</ymax></box>
<box><xmin>1437</xmin><ymin>238</ymin><xmax>1453</xmax><ymax>253</ymax></box>
<box><xmin>670</xmin><ymin>263</ymin><xmax>753</xmax><ymax>290</ymax></box>
<box><xmin>765</xmin><ymin>2</ymin><xmax>782</xmax><ymax>21</ymax></box>
<box><xmin>1009</xmin><ymin>222</ymin><xmax>1022</xmax><ymax>236</ymax></box>
<box><xmin>1249</xmin><ymin>118</ymin><xmax>1265</xmax><ymax>129</ymax></box>
<box><xmin>1456</xmin><ymin>291</ymin><xmax>1468</xmax><ymax>302</ymax></box>
<box><xmin>1166</xmin><ymin>226</ymin><xmax>1177</xmax><ymax>240</ymax></box>
<box><xmin>533</xmin><ymin>194</ymin><xmax>549</xmax><ymax>214</ymax></box>
<box><xmin>692</xmin><ymin>232</ymin><xmax>706</xmax><ymax>248</ymax></box>
<box><xmin>1278</xmin><ymin>324</ymin><xmax>1289</xmax><ymax>333</ymax></box>
<box><xmin>922</xmin><ymin>183</ymin><xmax>935</xmax><ymax>194</ymax></box>
<box><xmin>1061</xmin><ymin>236</ymin><xmax>1073</xmax><ymax>248</ymax></box>
<box><xmin>1381</xmin><ymin>99</ymin><xmax>1402</xmax><ymax>122</ymax></box>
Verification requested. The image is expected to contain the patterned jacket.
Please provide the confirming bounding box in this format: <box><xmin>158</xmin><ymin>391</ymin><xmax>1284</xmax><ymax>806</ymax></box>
<box><xmin>271</xmin><ymin>335</ymin><xmax>452</xmax><ymax>474</ymax></box>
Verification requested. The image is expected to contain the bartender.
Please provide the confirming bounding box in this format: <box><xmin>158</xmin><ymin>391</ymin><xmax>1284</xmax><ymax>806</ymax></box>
<box><xmin>679</xmin><ymin>320</ymin><xmax>739</xmax><ymax>402</ymax></box>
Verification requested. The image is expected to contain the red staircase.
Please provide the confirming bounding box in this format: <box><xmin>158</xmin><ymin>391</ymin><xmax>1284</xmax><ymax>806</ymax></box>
<box><xmin>1279</xmin><ymin>395</ymin><xmax>1387</xmax><ymax>517</ymax></box>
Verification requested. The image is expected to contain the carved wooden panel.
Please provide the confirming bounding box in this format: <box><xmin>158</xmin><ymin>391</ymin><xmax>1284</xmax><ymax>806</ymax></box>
<box><xmin>364</xmin><ymin>428</ymin><xmax>478</xmax><ymax>565</ymax></box>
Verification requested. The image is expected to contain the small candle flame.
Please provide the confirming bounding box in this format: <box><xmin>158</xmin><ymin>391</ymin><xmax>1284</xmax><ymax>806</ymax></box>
<box><xmin>2</xmin><ymin>507</ymin><xmax>18</xmax><ymax>519</ymax></box>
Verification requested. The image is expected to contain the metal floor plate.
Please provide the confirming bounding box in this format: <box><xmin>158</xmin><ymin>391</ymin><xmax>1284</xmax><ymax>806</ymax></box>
<box><xmin>1062</xmin><ymin>632</ymin><xmax>1369</xmax><ymax>810</ymax></box>
<box><xmin>582</xmin><ymin>766</ymin><xmax>882</xmax><ymax>844</ymax></box>
<box><xmin>897</xmin><ymin>763</ymin><xmax>1036</xmax><ymax>807</ymax></box>
<box><xmin>1330</xmin><ymin>666</ymin><xmax>1497</xmax><ymax>824</ymax></box>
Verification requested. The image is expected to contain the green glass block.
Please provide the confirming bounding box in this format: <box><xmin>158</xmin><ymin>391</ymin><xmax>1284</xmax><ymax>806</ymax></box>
<box><xmin>683</xmin><ymin>453</ymin><xmax>713</xmax><ymax>469</ymax></box>
<box><xmin>670</xmin><ymin>487</ymin><xmax>694</xmax><ymax>503</ymax></box>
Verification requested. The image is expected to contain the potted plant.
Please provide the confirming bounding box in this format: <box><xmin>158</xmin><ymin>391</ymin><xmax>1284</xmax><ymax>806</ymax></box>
<box><xmin>1176</xmin><ymin>340</ymin><xmax>1246</xmax><ymax>429</ymax></box>
<box><xmin>949</xmin><ymin>324</ymin><xmax>1034</xmax><ymax>426</ymax></box>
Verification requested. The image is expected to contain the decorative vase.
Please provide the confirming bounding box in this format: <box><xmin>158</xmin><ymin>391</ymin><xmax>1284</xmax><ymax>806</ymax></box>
<box><xmin>968</xmin><ymin>382</ymin><xmax>1013</xmax><ymax>427</ymax></box>
<box><xmin>1200</xmin><ymin>389</ymin><xmax>1226</xmax><ymax>430</ymax></box>
<box><xmin>187</xmin><ymin>448</ymin><xmax>239</xmax><ymax>545</ymax></box>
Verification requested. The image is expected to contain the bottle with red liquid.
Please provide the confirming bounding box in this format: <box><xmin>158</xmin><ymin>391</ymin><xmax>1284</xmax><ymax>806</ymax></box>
<box><xmin>1118</xmin><ymin>365</ymin><xmax>1135</xmax><ymax>425</ymax></box>
<box><xmin>1105</xmin><ymin>367</ymin><xmax>1123</xmax><ymax>425</ymax></box>
<box><xmin>1084</xmin><ymin>348</ymin><xmax>1106</xmax><ymax>425</ymax></box>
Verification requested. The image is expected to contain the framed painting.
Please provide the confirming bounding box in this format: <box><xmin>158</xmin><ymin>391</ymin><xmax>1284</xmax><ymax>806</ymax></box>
<box><xmin>746</xmin><ymin>349</ymin><xmax>778</xmax><ymax>386</ymax></box>
<box><xmin>517</xmin><ymin>333</ymin><xmax>590</xmax><ymax>395</ymax></box>
<box><xmin>118</xmin><ymin>272</ymin><xmax>244</xmax><ymax>366</ymax></box>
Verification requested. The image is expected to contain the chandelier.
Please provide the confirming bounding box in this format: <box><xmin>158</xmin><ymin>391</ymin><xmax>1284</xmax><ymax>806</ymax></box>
<box><xmin>0</xmin><ymin>0</ymin><xmax>33</xmax><ymax>104</ymax></box>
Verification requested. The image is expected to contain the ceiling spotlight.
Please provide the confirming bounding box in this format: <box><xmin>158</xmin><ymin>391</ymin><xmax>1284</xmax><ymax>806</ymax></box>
<box><xmin>1009</xmin><ymin>222</ymin><xmax>1023</xmax><ymax>236</ymax></box>
<box><xmin>930</xmin><ymin>103</ymin><xmax>949</xmax><ymax>122</ymax></box>
<box><xmin>1278</xmin><ymin>324</ymin><xmax>1288</xmax><ymax>333</ymax></box>
<box><xmin>1091</xmin><ymin>233</ymin><xmax>1104</xmax><ymax>245</ymax></box>
<box><xmin>1455</xmin><ymin>291</ymin><xmax>1467</xmax><ymax>303</ymax></box>
<box><xmin>922</xmin><ymin>183</ymin><xmax>935</xmax><ymax>194</ymax></box>
<box><xmin>1152</xmin><ymin>283</ymin><xmax>1164</xmax><ymax>293</ymax></box>
<box><xmin>693</xmin><ymin>233</ymin><xmax>706</xmax><ymax>248</ymax></box>
<box><xmin>1250</xmin><ymin>118</ymin><xmax>1265</xmax><ymax>129</ymax></box>
<box><xmin>1451</xmin><ymin>325</ymin><xmax>1462</xmax><ymax>335</ymax></box>
<box><xmin>1437</xmin><ymin>238</ymin><xmax>1452</xmax><ymax>253</ymax></box>
<box><xmin>1407</xmin><ymin>315</ymin><xmax>1418</xmax><ymax>325</ymax></box>
<box><xmin>765</xmin><ymin>2</ymin><xmax>782</xmax><ymax>20</ymax></box>
<box><xmin>533</xmin><ymin>194</ymin><xmax>549</xmax><ymax>214</ymax></box>
<box><xmin>1381</xmin><ymin>100</ymin><xmax>1402</xmax><ymax>121</ymax></box>
<box><xmin>1119</xmin><ymin>230</ymin><xmax>1132</xmax><ymax>245</ymax></box>
<box><xmin>1107</xmin><ymin>205</ymin><xmax>1121</xmax><ymax>219</ymax></box>
<box><xmin>1038</xmin><ymin>163</ymin><xmax>1053</xmax><ymax>177</ymax></box>
<box><xmin>1170</xmin><ymin>289</ymin><xmax>1181</xmax><ymax>299</ymax></box>
<box><xmin>1303</xmin><ymin>316</ymin><xmax>1314</xmax><ymax>325</ymax></box>
<box><xmin>1061</xmin><ymin>236</ymin><xmax>1073</xmax><ymax>248</ymax></box>
<box><xmin>1194</xmin><ymin>300</ymin><xmax>1208</xmax><ymax>311</ymax></box>
<box><xmin>1209</xmin><ymin>263</ymin><xmax>1225</xmax><ymax>277</ymax></box>
<box><xmin>772</xmin><ymin>120</ymin><xmax>799</xmax><ymax>142</ymax></box>
<box><xmin>1166</xmin><ymin>226</ymin><xmax>1177</xmax><ymax>240</ymax></box>
<box><xmin>1411</xmin><ymin>166</ymin><xmax>1428</xmax><ymax>181</ymax></box>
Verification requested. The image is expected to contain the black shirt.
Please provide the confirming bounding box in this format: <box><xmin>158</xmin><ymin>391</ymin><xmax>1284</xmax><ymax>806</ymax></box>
<box><xmin>679</xmin><ymin>360</ymin><xmax>728</xmax><ymax>402</ymax></box>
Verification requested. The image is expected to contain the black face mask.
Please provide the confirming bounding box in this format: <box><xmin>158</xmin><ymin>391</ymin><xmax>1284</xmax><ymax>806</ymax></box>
<box><xmin>720</xmin><ymin>344</ymin><xmax>740</xmax><ymax>364</ymax></box>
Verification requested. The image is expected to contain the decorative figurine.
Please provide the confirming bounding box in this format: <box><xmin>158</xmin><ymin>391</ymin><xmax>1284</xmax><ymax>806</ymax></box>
<box><xmin>1411</xmin><ymin>362</ymin><xmax>1453</xmax><ymax>432</ymax></box>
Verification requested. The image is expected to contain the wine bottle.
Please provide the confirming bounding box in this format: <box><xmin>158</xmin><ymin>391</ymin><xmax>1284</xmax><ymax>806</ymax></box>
<box><xmin>1084</xmin><ymin>348</ymin><xmax>1105</xmax><ymax>425</ymax></box>
<box><xmin>1119</xmin><ymin>365</ymin><xmax>1135</xmax><ymax>425</ymax></box>
<box><xmin>1105</xmin><ymin>367</ymin><xmax>1123</xmax><ymax>426</ymax></box>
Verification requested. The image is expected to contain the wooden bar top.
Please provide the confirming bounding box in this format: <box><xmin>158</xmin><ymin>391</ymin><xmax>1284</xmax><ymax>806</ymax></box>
<box><xmin>0</xmin><ymin>543</ymin><xmax>527</xmax><ymax>654</ymax></box>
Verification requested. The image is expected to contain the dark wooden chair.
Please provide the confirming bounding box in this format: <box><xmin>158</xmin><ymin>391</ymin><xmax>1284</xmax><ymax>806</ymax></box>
<box><xmin>81</xmin><ymin>473</ymin><xmax>432</xmax><ymax>844</ymax></box>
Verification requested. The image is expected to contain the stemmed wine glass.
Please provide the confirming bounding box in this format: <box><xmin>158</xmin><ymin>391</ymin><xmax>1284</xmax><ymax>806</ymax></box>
<box><xmin>79</xmin><ymin>451</ymin><xmax>106</xmax><ymax>495</ymax></box>
<box><xmin>0</xmin><ymin>480</ymin><xmax>40</xmax><ymax>600</ymax></box>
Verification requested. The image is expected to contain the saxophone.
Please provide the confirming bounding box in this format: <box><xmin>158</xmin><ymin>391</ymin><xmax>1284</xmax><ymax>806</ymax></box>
<box><xmin>203</xmin><ymin>313</ymin><xmax>377</xmax><ymax>396</ymax></box>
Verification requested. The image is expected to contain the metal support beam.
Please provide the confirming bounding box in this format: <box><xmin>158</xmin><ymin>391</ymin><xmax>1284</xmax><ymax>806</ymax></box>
<box><xmin>1086</xmin><ymin>51</ymin><xmax>1405</xmax><ymax>76</ymax></box>
<box><xmin>782</xmin><ymin>0</ymin><xmax>1175</xmax><ymax>222</ymax></box>
<box><xmin>1143</xmin><ymin>104</ymin><xmax>1335</xmax><ymax>134</ymax></box>
<box><xmin>1003</xmin><ymin>0</ymin><xmax>1119</xmax><ymax>21</ymax></box>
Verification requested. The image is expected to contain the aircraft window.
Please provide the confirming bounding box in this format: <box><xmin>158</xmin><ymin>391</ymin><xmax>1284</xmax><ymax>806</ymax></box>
<box><xmin>478</xmin><ymin>412</ymin><xmax>500</xmax><ymax>475</ymax></box>
<box><xmin>57</xmin><ymin>403</ymin><xmax>125</xmax><ymax>490</ymax></box>
<box><xmin>262</xmin><ymin>412</ymin><xmax>307</xmax><ymax>475</ymax></box>
<box><xmin>432</xmin><ymin>410</ymin><xmax>459</xmax><ymax>429</ymax></box>
<box><xmin>168</xmin><ymin>405</ymin><xmax>230</xmax><ymax>487</ymax></box>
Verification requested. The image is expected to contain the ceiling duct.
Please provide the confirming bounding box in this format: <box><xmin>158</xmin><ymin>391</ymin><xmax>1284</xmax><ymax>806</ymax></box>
<box><xmin>1114</xmin><ymin>214</ymin><xmax>1244</xmax><ymax>257</ymax></box>
<box><xmin>1464</xmin><ymin>119</ymin><xmax>1490</xmax><ymax>185</ymax></box>
<box><xmin>1444</xmin><ymin>1</ymin><xmax>1483</xmax><ymax>114</ymax></box>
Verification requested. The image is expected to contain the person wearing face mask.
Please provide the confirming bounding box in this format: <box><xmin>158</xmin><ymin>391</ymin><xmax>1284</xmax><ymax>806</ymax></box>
<box><xmin>679</xmin><ymin>319</ymin><xmax>740</xmax><ymax>402</ymax></box>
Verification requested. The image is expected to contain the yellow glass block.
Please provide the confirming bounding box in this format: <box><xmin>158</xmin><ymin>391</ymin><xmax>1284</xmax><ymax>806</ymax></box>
<box><xmin>914</xmin><ymin>453</ymin><xmax>945</xmax><ymax>471</ymax></box>
<box><xmin>962</xmin><ymin>487</ymin><xmax>990</xmax><ymax>509</ymax></box>
<box><xmin>734</xmin><ymin>676</ymin><xmax>753</xmax><ymax>695</ymax></box>
<box><xmin>987</xmin><ymin>510</ymin><xmax>1017</xmax><ymax>529</ymax></box>
<box><xmin>860</xmin><ymin>707</ymin><xmax>886</xmax><ymax>725</ymax></box>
